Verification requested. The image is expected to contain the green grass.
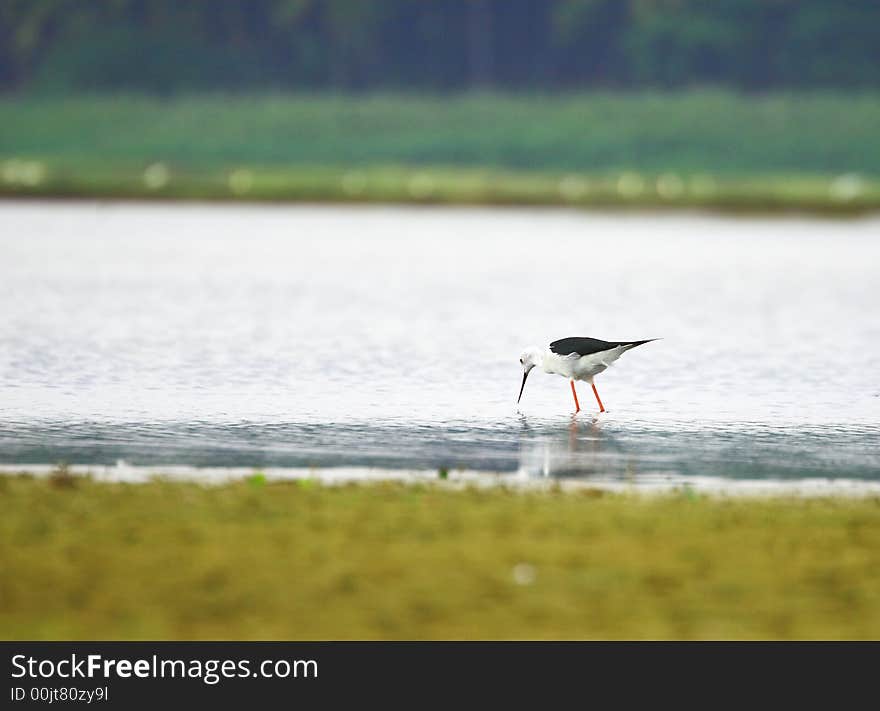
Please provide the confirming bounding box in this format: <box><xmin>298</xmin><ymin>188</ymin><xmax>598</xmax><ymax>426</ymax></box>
<box><xmin>2</xmin><ymin>474</ymin><xmax>879</xmax><ymax>640</ymax></box>
<box><xmin>4</xmin><ymin>91</ymin><xmax>880</xmax><ymax>174</ymax></box>
<box><xmin>2</xmin><ymin>92</ymin><xmax>880</xmax><ymax>213</ymax></box>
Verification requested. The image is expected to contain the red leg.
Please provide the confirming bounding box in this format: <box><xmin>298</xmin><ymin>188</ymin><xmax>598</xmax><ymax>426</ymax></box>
<box><xmin>570</xmin><ymin>380</ymin><xmax>581</xmax><ymax>413</ymax></box>
<box><xmin>591</xmin><ymin>382</ymin><xmax>606</xmax><ymax>413</ymax></box>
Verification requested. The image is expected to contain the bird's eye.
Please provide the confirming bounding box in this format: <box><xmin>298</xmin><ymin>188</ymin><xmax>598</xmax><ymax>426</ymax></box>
<box><xmin>519</xmin><ymin>358</ymin><xmax>523</xmax><ymax>364</ymax></box>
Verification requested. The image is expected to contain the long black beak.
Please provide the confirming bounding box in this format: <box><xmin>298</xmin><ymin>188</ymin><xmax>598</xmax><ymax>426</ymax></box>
<box><xmin>517</xmin><ymin>369</ymin><xmax>530</xmax><ymax>404</ymax></box>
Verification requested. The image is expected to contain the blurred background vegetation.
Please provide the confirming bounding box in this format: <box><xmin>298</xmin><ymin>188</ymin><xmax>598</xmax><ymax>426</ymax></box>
<box><xmin>1</xmin><ymin>0</ymin><xmax>879</xmax><ymax>211</ymax></box>
<box><xmin>2</xmin><ymin>0</ymin><xmax>879</xmax><ymax>92</ymax></box>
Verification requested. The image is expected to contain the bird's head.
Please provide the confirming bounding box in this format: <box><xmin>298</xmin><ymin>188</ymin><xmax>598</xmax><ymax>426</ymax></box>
<box><xmin>517</xmin><ymin>347</ymin><xmax>542</xmax><ymax>404</ymax></box>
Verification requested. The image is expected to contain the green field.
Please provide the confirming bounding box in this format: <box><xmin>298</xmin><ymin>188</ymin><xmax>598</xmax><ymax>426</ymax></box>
<box><xmin>2</xmin><ymin>474</ymin><xmax>879</xmax><ymax>640</ymax></box>
<box><xmin>2</xmin><ymin>92</ymin><xmax>880</xmax><ymax>213</ymax></box>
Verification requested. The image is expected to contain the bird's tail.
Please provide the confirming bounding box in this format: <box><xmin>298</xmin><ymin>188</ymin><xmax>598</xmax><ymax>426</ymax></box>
<box><xmin>623</xmin><ymin>338</ymin><xmax>660</xmax><ymax>349</ymax></box>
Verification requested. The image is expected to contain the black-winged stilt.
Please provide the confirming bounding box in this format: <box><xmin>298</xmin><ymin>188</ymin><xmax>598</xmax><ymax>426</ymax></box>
<box><xmin>517</xmin><ymin>337</ymin><xmax>658</xmax><ymax>413</ymax></box>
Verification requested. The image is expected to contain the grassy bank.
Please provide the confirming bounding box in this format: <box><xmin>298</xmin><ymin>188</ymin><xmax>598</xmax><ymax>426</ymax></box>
<box><xmin>2</xmin><ymin>92</ymin><xmax>880</xmax><ymax>213</ymax></box>
<box><xmin>2</xmin><ymin>474</ymin><xmax>879</xmax><ymax>640</ymax></box>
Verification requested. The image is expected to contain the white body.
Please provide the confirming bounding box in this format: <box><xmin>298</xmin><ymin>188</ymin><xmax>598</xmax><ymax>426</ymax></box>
<box><xmin>539</xmin><ymin>344</ymin><xmax>633</xmax><ymax>383</ymax></box>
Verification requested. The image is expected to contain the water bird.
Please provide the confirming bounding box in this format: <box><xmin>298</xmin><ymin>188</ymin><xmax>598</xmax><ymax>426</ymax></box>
<box><xmin>518</xmin><ymin>337</ymin><xmax>658</xmax><ymax>413</ymax></box>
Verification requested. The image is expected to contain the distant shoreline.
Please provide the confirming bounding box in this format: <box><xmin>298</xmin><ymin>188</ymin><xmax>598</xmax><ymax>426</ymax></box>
<box><xmin>2</xmin><ymin>165</ymin><xmax>879</xmax><ymax>216</ymax></box>
<box><xmin>3</xmin><ymin>92</ymin><xmax>880</xmax><ymax>215</ymax></box>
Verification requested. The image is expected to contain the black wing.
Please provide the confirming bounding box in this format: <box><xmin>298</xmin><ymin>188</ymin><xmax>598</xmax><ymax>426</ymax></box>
<box><xmin>549</xmin><ymin>337</ymin><xmax>656</xmax><ymax>357</ymax></box>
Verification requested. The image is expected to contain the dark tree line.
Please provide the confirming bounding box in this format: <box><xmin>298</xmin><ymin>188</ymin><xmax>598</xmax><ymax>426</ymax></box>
<box><xmin>1</xmin><ymin>0</ymin><xmax>878</xmax><ymax>92</ymax></box>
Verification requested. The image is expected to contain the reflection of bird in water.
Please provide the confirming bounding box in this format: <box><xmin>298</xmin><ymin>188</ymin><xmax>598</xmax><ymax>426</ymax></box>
<box><xmin>517</xmin><ymin>336</ymin><xmax>658</xmax><ymax>413</ymax></box>
<box><xmin>518</xmin><ymin>415</ymin><xmax>627</xmax><ymax>479</ymax></box>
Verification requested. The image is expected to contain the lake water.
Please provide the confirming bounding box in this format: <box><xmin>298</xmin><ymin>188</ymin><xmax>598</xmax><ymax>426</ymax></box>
<box><xmin>1</xmin><ymin>201</ymin><xmax>879</xmax><ymax>488</ymax></box>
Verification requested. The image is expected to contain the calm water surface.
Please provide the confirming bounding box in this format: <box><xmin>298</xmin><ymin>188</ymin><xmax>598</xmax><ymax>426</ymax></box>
<box><xmin>1</xmin><ymin>201</ymin><xmax>879</xmax><ymax>483</ymax></box>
